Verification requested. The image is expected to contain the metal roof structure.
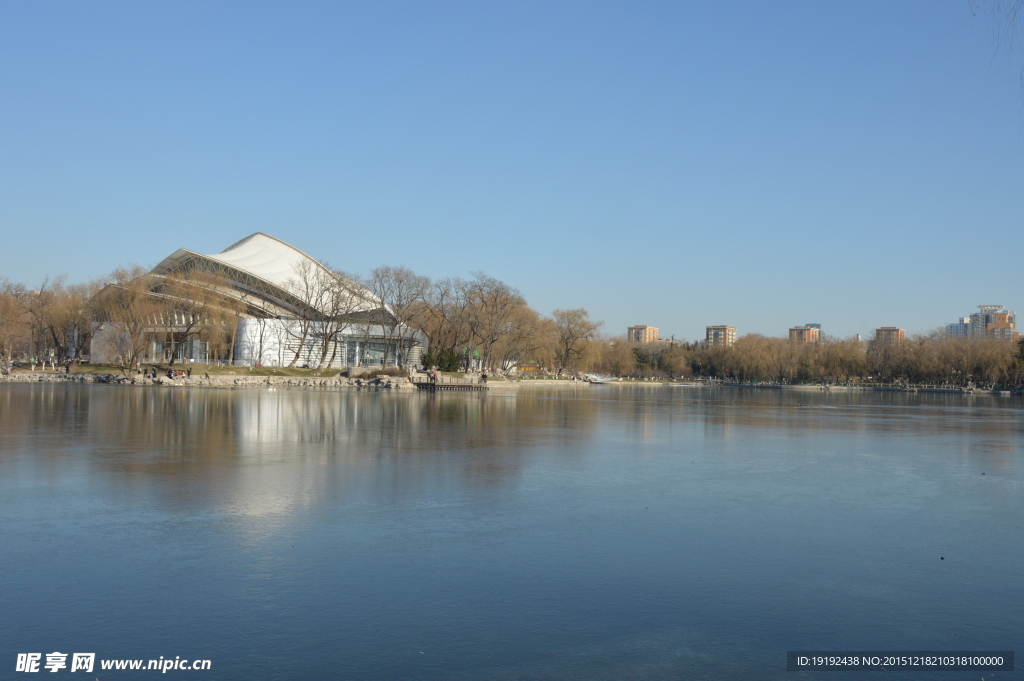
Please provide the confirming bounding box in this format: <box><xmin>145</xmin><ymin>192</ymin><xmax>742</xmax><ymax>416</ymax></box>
<box><xmin>149</xmin><ymin>233</ymin><xmax>382</xmax><ymax>318</ymax></box>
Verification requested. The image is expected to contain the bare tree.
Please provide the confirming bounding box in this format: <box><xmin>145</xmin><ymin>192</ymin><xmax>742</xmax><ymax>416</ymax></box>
<box><xmin>283</xmin><ymin>260</ymin><xmax>331</xmax><ymax>368</ymax></box>
<box><xmin>313</xmin><ymin>269</ymin><xmax>371</xmax><ymax>370</ymax></box>
<box><xmin>237</xmin><ymin>291</ymin><xmax>277</xmax><ymax>368</ymax></box>
<box><xmin>20</xmin><ymin>277</ymin><xmax>97</xmax><ymax>366</ymax></box>
<box><xmin>462</xmin><ymin>272</ymin><xmax>525</xmax><ymax>372</ymax></box>
<box><xmin>363</xmin><ymin>265</ymin><xmax>429</xmax><ymax>369</ymax></box>
<box><xmin>490</xmin><ymin>305</ymin><xmax>550</xmax><ymax>373</ymax></box>
<box><xmin>550</xmin><ymin>308</ymin><xmax>601</xmax><ymax>375</ymax></box>
<box><xmin>972</xmin><ymin>1</ymin><xmax>1024</xmax><ymax>70</ymax></box>
<box><xmin>0</xmin><ymin>280</ymin><xmax>31</xmax><ymax>374</ymax></box>
<box><xmin>157</xmin><ymin>270</ymin><xmax>241</xmax><ymax>367</ymax></box>
<box><xmin>597</xmin><ymin>338</ymin><xmax>637</xmax><ymax>377</ymax></box>
<box><xmin>92</xmin><ymin>266</ymin><xmax>163</xmax><ymax>377</ymax></box>
<box><xmin>412</xmin><ymin>277</ymin><xmax>474</xmax><ymax>366</ymax></box>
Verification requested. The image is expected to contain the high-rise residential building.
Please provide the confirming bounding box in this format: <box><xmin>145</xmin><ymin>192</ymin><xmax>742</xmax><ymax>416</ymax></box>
<box><xmin>969</xmin><ymin>305</ymin><xmax>1016</xmax><ymax>338</ymax></box>
<box><xmin>946</xmin><ymin>306</ymin><xmax>1018</xmax><ymax>339</ymax></box>
<box><xmin>874</xmin><ymin>327</ymin><xmax>905</xmax><ymax>344</ymax></box>
<box><xmin>805</xmin><ymin>323</ymin><xmax>821</xmax><ymax>331</ymax></box>
<box><xmin>946</xmin><ymin>317</ymin><xmax>971</xmax><ymax>337</ymax></box>
<box><xmin>789</xmin><ymin>326</ymin><xmax>820</xmax><ymax>343</ymax></box>
<box><xmin>987</xmin><ymin>313</ymin><xmax>1016</xmax><ymax>340</ymax></box>
<box><xmin>706</xmin><ymin>325</ymin><xmax>737</xmax><ymax>347</ymax></box>
<box><xmin>627</xmin><ymin>325</ymin><xmax>659</xmax><ymax>343</ymax></box>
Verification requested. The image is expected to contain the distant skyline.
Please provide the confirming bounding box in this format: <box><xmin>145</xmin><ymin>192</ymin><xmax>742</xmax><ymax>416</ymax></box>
<box><xmin>1</xmin><ymin>2</ymin><xmax>1022</xmax><ymax>341</ymax></box>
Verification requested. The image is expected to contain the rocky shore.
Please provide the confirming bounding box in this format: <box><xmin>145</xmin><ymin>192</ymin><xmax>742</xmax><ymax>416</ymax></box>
<box><xmin>1</xmin><ymin>372</ymin><xmax>596</xmax><ymax>392</ymax></box>
<box><xmin>0</xmin><ymin>371</ymin><xmax>418</xmax><ymax>390</ymax></box>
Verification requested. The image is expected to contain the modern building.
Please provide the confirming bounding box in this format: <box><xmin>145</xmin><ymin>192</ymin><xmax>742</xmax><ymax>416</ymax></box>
<box><xmin>90</xmin><ymin>233</ymin><xmax>427</xmax><ymax>368</ymax></box>
<box><xmin>874</xmin><ymin>327</ymin><xmax>905</xmax><ymax>344</ymax></box>
<box><xmin>971</xmin><ymin>305</ymin><xmax>1016</xmax><ymax>339</ymax></box>
<box><xmin>946</xmin><ymin>317</ymin><xmax>971</xmax><ymax>337</ymax></box>
<box><xmin>627</xmin><ymin>325</ymin><xmax>659</xmax><ymax>343</ymax></box>
<box><xmin>705</xmin><ymin>325</ymin><xmax>737</xmax><ymax>347</ymax></box>
<box><xmin>788</xmin><ymin>326</ymin><xmax>820</xmax><ymax>343</ymax></box>
<box><xmin>970</xmin><ymin>305</ymin><xmax>1012</xmax><ymax>337</ymax></box>
<box><xmin>945</xmin><ymin>306</ymin><xmax>1017</xmax><ymax>339</ymax></box>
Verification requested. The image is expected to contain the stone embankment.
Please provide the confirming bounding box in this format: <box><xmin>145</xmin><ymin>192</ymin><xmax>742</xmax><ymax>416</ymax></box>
<box><xmin>0</xmin><ymin>372</ymin><xmax>416</xmax><ymax>390</ymax></box>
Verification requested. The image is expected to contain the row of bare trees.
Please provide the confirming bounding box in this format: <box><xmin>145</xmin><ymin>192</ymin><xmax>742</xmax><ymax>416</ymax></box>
<box><xmin>0</xmin><ymin>268</ymin><xmax>243</xmax><ymax>376</ymax></box>
<box><xmin>407</xmin><ymin>271</ymin><xmax>601</xmax><ymax>374</ymax></box>
<box><xmin>0</xmin><ymin>263</ymin><xmax>607</xmax><ymax>377</ymax></box>
<box><xmin>586</xmin><ymin>334</ymin><xmax>1024</xmax><ymax>387</ymax></box>
<box><xmin>85</xmin><ymin>267</ymin><xmax>243</xmax><ymax>376</ymax></box>
<box><xmin>0</xmin><ymin>276</ymin><xmax>99</xmax><ymax>374</ymax></box>
<box><xmin>5</xmin><ymin>263</ymin><xmax>1022</xmax><ymax>384</ymax></box>
<box><xmin>280</xmin><ymin>265</ymin><xmax>604</xmax><ymax>374</ymax></box>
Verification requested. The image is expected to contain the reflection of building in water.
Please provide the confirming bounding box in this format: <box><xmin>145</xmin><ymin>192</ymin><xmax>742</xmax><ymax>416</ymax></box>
<box><xmin>2</xmin><ymin>386</ymin><xmax>1020</xmax><ymax>523</ymax></box>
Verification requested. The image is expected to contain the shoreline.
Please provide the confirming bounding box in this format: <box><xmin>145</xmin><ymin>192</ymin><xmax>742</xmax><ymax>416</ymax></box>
<box><xmin>598</xmin><ymin>380</ymin><xmax>1021</xmax><ymax>396</ymax></box>
<box><xmin>2</xmin><ymin>372</ymin><xmax>1019</xmax><ymax>396</ymax></box>
<box><xmin>0</xmin><ymin>372</ymin><xmax>591</xmax><ymax>392</ymax></box>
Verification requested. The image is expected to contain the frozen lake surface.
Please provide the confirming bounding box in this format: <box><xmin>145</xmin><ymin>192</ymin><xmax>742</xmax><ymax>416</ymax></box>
<box><xmin>1</xmin><ymin>383</ymin><xmax>1021</xmax><ymax>679</ymax></box>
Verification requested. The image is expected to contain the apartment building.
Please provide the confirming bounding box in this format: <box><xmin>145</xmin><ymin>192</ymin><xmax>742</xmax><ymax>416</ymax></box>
<box><xmin>627</xmin><ymin>325</ymin><xmax>659</xmax><ymax>343</ymax></box>
<box><xmin>788</xmin><ymin>326</ymin><xmax>820</xmax><ymax>343</ymax></box>
<box><xmin>706</xmin><ymin>325</ymin><xmax>737</xmax><ymax>347</ymax></box>
<box><xmin>874</xmin><ymin>327</ymin><xmax>905</xmax><ymax>344</ymax></box>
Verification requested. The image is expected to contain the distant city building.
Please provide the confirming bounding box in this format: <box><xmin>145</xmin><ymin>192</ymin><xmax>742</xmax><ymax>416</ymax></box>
<box><xmin>788</xmin><ymin>326</ymin><xmax>820</xmax><ymax>343</ymax></box>
<box><xmin>970</xmin><ymin>305</ymin><xmax>1014</xmax><ymax>338</ymax></box>
<box><xmin>627</xmin><ymin>325</ymin><xmax>659</xmax><ymax>343</ymax></box>
<box><xmin>805</xmin><ymin>323</ymin><xmax>821</xmax><ymax>330</ymax></box>
<box><xmin>987</xmin><ymin>314</ymin><xmax>1016</xmax><ymax>340</ymax></box>
<box><xmin>946</xmin><ymin>306</ymin><xmax>1017</xmax><ymax>339</ymax></box>
<box><xmin>874</xmin><ymin>327</ymin><xmax>905</xmax><ymax>344</ymax></box>
<box><xmin>972</xmin><ymin>306</ymin><xmax>1016</xmax><ymax>339</ymax></box>
<box><xmin>946</xmin><ymin>317</ymin><xmax>971</xmax><ymax>337</ymax></box>
<box><xmin>706</xmin><ymin>325</ymin><xmax>737</xmax><ymax>347</ymax></box>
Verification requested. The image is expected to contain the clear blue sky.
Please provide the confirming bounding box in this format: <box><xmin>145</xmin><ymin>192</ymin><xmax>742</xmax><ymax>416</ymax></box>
<box><xmin>1</xmin><ymin>2</ymin><xmax>1021</xmax><ymax>341</ymax></box>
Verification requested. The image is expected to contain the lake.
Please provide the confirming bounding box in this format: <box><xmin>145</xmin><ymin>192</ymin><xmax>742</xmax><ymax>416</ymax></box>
<box><xmin>1</xmin><ymin>383</ymin><xmax>1021</xmax><ymax>679</ymax></box>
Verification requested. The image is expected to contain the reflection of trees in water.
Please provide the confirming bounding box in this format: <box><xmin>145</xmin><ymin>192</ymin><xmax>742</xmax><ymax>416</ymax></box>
<box><xmin>0</xmin><ymin>384</ymin><xmax>243</xmax><ymax>474</ymax></box>
<box><xmin>670</xmin><ymin>390</ymin><xmax>1023</xmax><ymax>459</ymax></box>
<box><xmin>7</xmin><ymin>384</ymin><xmax>1016</xmax><ymax>503</ymax></box>
<box><xmin>0</xmin><ymin>386</ymin><xmax>603</xmax><ymax>505</ymax></box>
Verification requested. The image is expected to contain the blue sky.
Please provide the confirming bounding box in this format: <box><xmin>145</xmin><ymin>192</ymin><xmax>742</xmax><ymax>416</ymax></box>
<box><xmin>1</xmin><ymin>2</ymin><xmax>1021</xmax><ymax>341</ymax></box>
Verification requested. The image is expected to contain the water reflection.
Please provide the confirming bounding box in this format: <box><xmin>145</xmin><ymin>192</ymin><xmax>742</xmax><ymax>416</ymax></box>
<box><xmin>2</xmin><ymin>385</ymin><xmax>1020</xmax><ymax>479</ymax></box>
<box><xmin>0</xmin><ymin>386</ymin><xmax>609</xmax><ymax>516</ymax></box>
<box><xmin>1</xmin><ymin>384</ymin><xmax>1022</xmax><ymax>681</ymax></box>
<box><xmin>587</xmin><ymin>386</ymin><xmax>1024</xmax><ymax>456</ymax></box>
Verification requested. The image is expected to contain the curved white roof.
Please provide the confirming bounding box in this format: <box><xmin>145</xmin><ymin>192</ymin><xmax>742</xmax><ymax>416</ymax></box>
<box><xmin>150</xmin><ymin>233</ymin><xmax>382</xmax><ymax>314</ymax></box>
<box><xmin>210</xmin><ymin>233</ymin><xmax>331</xmax><ymax>290</ymax></box>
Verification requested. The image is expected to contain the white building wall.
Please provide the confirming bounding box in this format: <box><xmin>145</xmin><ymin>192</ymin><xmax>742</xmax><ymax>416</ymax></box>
<box><xmin>233</xmin><ymin>319</ymin><xmax>426</xmax><ymax>368</ymax></box>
